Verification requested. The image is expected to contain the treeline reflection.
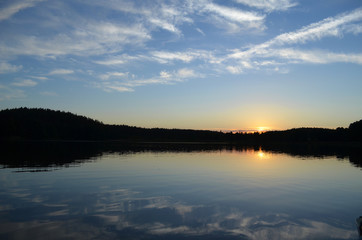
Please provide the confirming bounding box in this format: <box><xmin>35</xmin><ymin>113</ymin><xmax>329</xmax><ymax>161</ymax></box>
<box><xmin>1</xmin><ymin>141</ymin><xmax>361</xmax><ymax>170</ymax></box>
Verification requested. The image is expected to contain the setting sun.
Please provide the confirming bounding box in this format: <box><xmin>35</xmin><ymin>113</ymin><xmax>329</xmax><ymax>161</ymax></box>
<box><xmin>257</xmin><ymin>127</ymin><xmax>269</xmax><ymax>132</ymax></box>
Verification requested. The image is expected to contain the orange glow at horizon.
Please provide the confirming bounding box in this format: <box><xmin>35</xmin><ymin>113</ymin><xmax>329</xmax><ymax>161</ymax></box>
<box><xmin>256</xmin><ymin>126</ymin><xmax>270</xmax><ymax>133</ymax></box>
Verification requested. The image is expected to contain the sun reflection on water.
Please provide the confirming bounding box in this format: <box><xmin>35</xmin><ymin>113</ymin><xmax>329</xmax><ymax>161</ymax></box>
<box><xmin>258</xmin><ymin>151</ymin><xmax>265</xmax><ymax>158</ymax></box>
<box><xmin>256</xmin><ymin>148</ymin><xmax>270</xmax><ymax>160</ymax></box>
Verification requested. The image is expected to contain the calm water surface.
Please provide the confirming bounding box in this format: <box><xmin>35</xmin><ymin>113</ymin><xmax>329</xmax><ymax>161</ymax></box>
<box><xmin>0</xmin><ymin>146</ymin><xmax>361</xmax><ymax>239</ymax></box>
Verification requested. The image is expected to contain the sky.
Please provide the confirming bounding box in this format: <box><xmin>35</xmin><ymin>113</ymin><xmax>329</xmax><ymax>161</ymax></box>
<box><xmin>0</xmin><ymin>0</ymin><xmax>362</xmax><ymax>131</ymax></box>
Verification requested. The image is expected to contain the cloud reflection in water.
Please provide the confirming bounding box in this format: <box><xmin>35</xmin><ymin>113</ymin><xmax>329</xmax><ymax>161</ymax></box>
<box><xmin>0</xmin><ymin>185</ymin><xmax>356</xmax><ymax>240</ymax></box>
<box><xmin>0</xmin><ymin>144</ymin><xmax>361</xmax><ymax>239</ymax></box>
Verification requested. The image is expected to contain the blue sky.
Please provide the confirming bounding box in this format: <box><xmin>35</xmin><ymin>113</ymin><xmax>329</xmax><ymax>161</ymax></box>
<box><xmin>0</xmin><ymin>0</ymin><xmax>362</xmax><ymax>130</ymax></box>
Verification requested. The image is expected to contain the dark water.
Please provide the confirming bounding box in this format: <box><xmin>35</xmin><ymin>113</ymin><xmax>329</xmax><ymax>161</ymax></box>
<box><xmin>0</xmin><ymin>142</ymin><xmax>361</xmax><ymax>240</ymax></box>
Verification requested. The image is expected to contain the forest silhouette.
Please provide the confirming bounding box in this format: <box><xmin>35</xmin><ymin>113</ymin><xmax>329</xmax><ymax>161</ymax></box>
<box><xmin>0</xmin><ymin>107</ymin><xmax>361</xmax><ymax>143</ymax></box>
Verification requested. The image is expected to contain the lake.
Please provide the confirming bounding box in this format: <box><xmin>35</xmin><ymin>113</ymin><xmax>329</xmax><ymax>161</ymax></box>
<box><xmin>0</xmin><ymin>142</ymin><xmax>361</xmax><ymax>240</ymax></box>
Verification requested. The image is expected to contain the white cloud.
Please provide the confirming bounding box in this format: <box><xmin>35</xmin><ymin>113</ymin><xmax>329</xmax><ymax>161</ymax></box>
<box><xmin>149</xmin><ymin>18</ymin><xmax>181</xmax><ymax>35</ymax></box>
<box><xmin>0</xmin><ymin>62</ymin><xmax>22</xmax><ymax>73</ymax></box>
<box><xmin>144</xmin><ymin>2</ymin><xmax>193</xmax><ymax>35</ymax></box>
<box><xmin>94</xmin><ymin>68</ymin><xmax>197</xmax><ymax>92</ymax></box>
<box><xmin>12</xmin><ymin>79</ymin><xmax>37</xmax><ymax>87</ymax></box>
<box><xmin>229</xmin><ymin>8</ymin><xmax>362</xmax><ymax>60</ymax></box>
<box><xmin>205</xmin><ymin>3</ymin><xmax>264</xmax><ymax>23</ymax></box>
<box><xmin>225</xmin><ymin>8</ymin><xmax>362</xmax><ymax>72</ymax></box>
<box><xmin>342</xmin><ymin>23</ymin><xmax>362</xmax><ymax>35</ymax></box>
<box><xmin>94</xmin><ymin>59</ymin><xmax>127</xmax><ymax>66</ymax></box>
<box><xmin>157</xmin><ymin>68</ymin><xmax>197</xmax><ymax>81</ymax></box>
<box><xmin>150</xmin><ymin>50</ymin><xmax>215</xmax><ymax>64</ymax></box>
<box><xmin>106</xmin><ymin>85</ymin><xmax>134</xmax><ymax>93</ymax></box>
<box><xmin>0</xmin><ymin>86</ymin><xmax>25</xmax><ymax>101</ymax></box>
<box><xmin>88</xmin><ymin>22</ymin><xmax>151</xmax><ymax>45</ymax></box>
<box><xmin>160</xmin><ymin>71</ymin><xmax>172</xmax><ymax>79</ymax></box>
<box><xmin>0</xmin><ymin>0</ymin><xmax>45</xmax><ymax>22</ymax></box>
<box><xmin>227</xmin><ymin>66</ymin><xmax>243</xmax><ymax>74</ymax></box>
<box><xmin>31</xmin><ymin>76</ymin><xmax>48</xmax><ymax>81</ymax></box>
<box><xmin>196</xmin><ymin>28</ymin><xmax>205</xmax><ymax>36</ymax></box>
<box><xmin>88</xmin><ymin>0</ymin><xmax>189</xmax><ymax>36</ymax></box>
<box><xmin>125</xmin><ymin>76</ymin><xmax>178</xmax><ymax>88</ymax></box>
<box><xmin>124</xmin><ymin>78</ymin><xmax>168</xmax><ymax>87</ymax></box>
<box><xmin>94</xmin><ymin>80</ymin><xmax>134</xmax><ymax>93</ymax></box>
<box><xmin>226</xmin><ymin>62</ymin><xmax>253</xmax><ymax>74</ymax></box>
<box><xmin>99</xmin><ymin>72</ymin><xmax>128</xmax><ymax>81</ymax></box>
<box><xmin>40</xmin><ymin>91</ymin><xmax>57</xmax><ymax>96</ymax></box>
<box><xmin>89</xmin><ymin>0</ymin><xmax>266</xmax><ymax>36</ymax></box>
<box><xmin>272</xmin><ymin>8</ymin><xmax>362</xmax><ymax>46</ymax></box>
<box><xmin>234</xmin><ymin>0</ymin><xmax>298</xmax><ymax>12</ymax></box>
<box><xmin>49</xmin><ymin>69</ymin><xmax>74</xmax><ymax>75</ymax></box>
<box><xmin>121</xmin><ymin>68</ymin><xmax>199</xmax><ymax>88</ymax></box>
<box><xmin>227</xmin><ymin>48</ymin><xmax>362</xmax><ymax>74</ymax></box>
<box><xmin>94</xmin><ymin>68</ymin><xmax>197</xmax><ymax>93</ymax></box>
<box><xmin>2</xmin><ymin>0</ymin><xmax>361</xmax><ymax>95</ymax></box>
<box><xmin>151</xmin><ymin>51</ymin><xmax>195</xmax><ymax>63</ymax></box>
<box><xmin>94</xmin><ymin>55</ymin><xmax>144</xmax><ymax>66</ymax></box>
<box><xmin>203</xmin><ymin>3</ymin><xmax>265</xmax><ymax>31</ymax></box>
<box><xmin>0</xmin><ymin>0</ymin><xmax>269</xmax><ymax>61</ymax></box>
<box><xmin>177</xmin><ymin>68</ymin><xmax>197</xmax><ymax>78</ymax></box>
<box><xmin>273</xmin><ymin>48</ymin><xmax>362</xmax><ymax>64</ymax></box>
<box><xmin>1</xmin><ymin>21</ymin><xmax>151</xmax><ymax>58</ymax></box>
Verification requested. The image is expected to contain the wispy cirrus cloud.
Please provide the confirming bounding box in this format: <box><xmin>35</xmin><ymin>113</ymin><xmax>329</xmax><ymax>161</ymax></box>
<box><xmin>0</xmin><ymin>85</ymin><xmax>25</xmax><ymax>101</ymax></box>
<box><xmin>149</xmin><ymin>18</ymin><xmax>182</xmax><ymax>36</ymax></box>
<box><xmin>40</xmin><ymin>91</ymin><xmax>57</xmax><ymax>96</ymax></box>
<box><xmin>343</xmin><ymin>23</ymin><xmax>362</xmax><ymax>35</ymax></box>
<box><xmin>85</xmin><ymin>22</ymin><xmax>151</xmax><ymax>46</ymax></box>
<box><xmin>233</xmin><ymin>0</ymin><xmax>298</xmax><ymax>12</ymax></box>
<box><xmin>0</xmin><ymin>0</ymin><xmax>266</xmax><ymax>61</ymax></box>
<box><xmin>99</xmin><ymin>72</ymin><xmax>128</xmax><ymax>81</ymax></box>
<box><xmin>226</xmin><ymin>46</ymin><xmax>362</xmax><ymax>74</ymax></box>
<box><xmin>271</xmin><ymin>8</ymin><xmax>362</xmax><ymax>46</ymax></box>
<box><xmin>199</xmin><ymin>2</ymin><xmax>266</xmax><ymax>32</ymax></box>
<box><xmin>49</xmin><ymin>69</ymin><xmax>74</xmax><ymax>75</ymax></box>
<box><xmin>1</xmin><ymin>0</ymin><xmax>361</xmax><ymax>96</ymax></box>
<box><xmin>12</xmin><ymin>79</ymin><xmax>37</xmax><ymax>87</ymax></box>
<box><xmin>0</xmin><ymin>62</ymin><xmax>22</xmax><ymax>73</ymax></box>
<box><xmin>94</xmin><ymin>54</ymin><xmax>144</xmax><ymax>66</ymax></box>
<box><xmin>229</xmin><ymin>8</ymin><xmax>362</xmax><ymax>59</ymax></box>
<box><xmin>150</xmin><ymin>50</ymin><xmax>209</xmax><ymax>64</ymax></box>
<box><xmin>87</xmin><ymin>0</ymin><xmax>189</xmax><ymax>36</ymax></box>
<box><xmin>2</xmin><ymin>23</ymin><xmax>151</xmax><ymax>58</ymax></box>
<box><xmin>90</xmin><ymin>0</ymin><xmax>266</xmax><ymax>36</ymax></box>
<box><xmin>204</xmin><ymin>3</ymin><xmax>265</xmax><ymax>25</ymax></box>
<box><xmin>102</xmin><ymin>85</ymin><xmax>134</xmax><ymax>93</ymax></box>
<box><xmin>225</xmin><ymin>8</ymin><xmax>362</xmax><ymax>73</ymax></box>
<box><xmin>123</xmin><ymin>68</ymin><xmax>199</xmax><ymax>88</ymax></box>
<box><xmin>0</xmin><ymin>0</ymin><xmax>45</xmax><ymax>22</ymax></box>
<box><xmin>94</xmin><ymin>50</ymin><xmax>216</xmax><ymax>67</ymax></box>
<box><xmin>30</xmin><ymin>76</ymin><xmax>48</xmax><ymax>81</ymax></box>
<box><xmin>96</xmin><ymin>68</ymin><xmax>199</xmax><ymax>93</ymax></box>
<box><xmin>272</xmin><ymin>48</ymin><xmax>362</xmax><ymax>64</ymax></box>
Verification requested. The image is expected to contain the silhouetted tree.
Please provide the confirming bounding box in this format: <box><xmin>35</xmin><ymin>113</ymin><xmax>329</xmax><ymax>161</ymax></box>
<box><xmin>349</xmin><ymin>119</ymin><xmax>362</xmax><ymax>141</ymax></box>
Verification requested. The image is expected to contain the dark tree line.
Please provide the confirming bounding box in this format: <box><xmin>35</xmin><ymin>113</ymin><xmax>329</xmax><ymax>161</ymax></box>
<box><xmin>0</xmin><ymin>108</ymin><xmax>226</xmax><ymax>142</ymax></box>
<box><xmin>0</xmin><ymin>107</ymin><xmax>361</xmax><ymax>143</ymax></box>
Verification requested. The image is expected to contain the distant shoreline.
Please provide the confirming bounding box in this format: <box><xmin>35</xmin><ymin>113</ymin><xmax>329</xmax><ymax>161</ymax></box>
<box><xmin>1</xmin><ymin>108</ymin><xmax>361</xmax><ymax>143</ymax></box>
